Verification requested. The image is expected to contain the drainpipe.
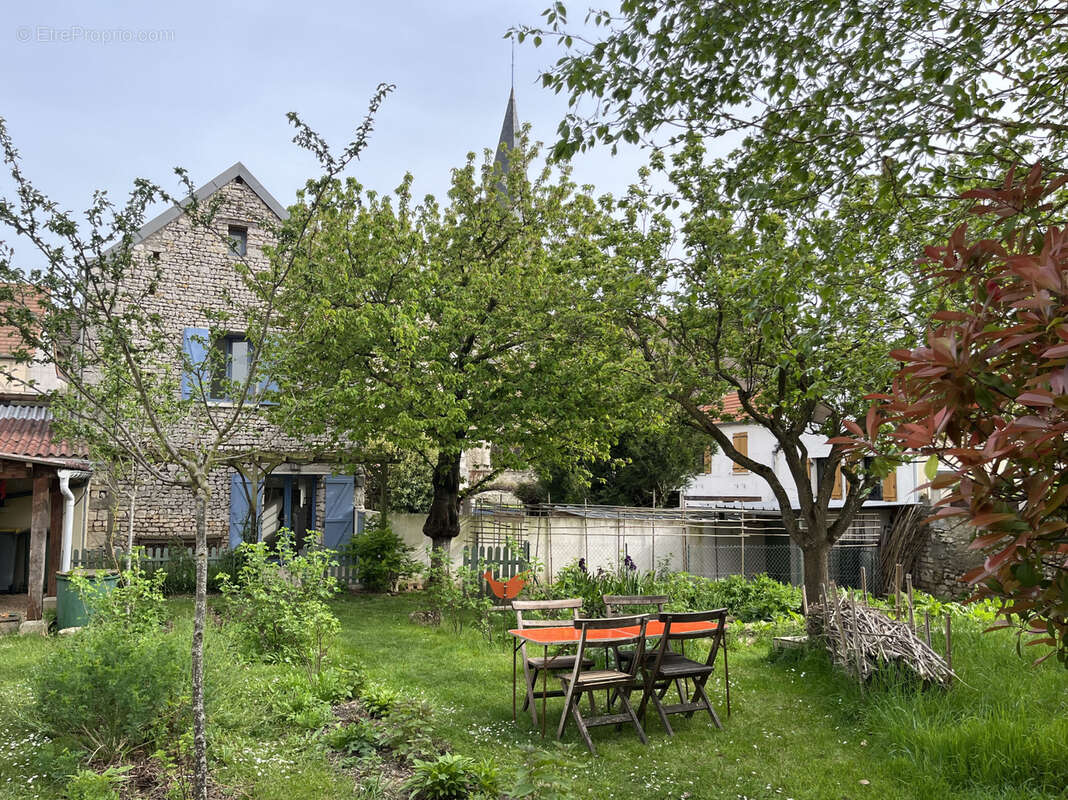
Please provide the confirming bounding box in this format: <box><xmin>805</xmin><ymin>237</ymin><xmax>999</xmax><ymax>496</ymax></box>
<box><xmin>57</xmin><ymin>469</ymin><xmax>91</xmax><ymax>572</ymax></box>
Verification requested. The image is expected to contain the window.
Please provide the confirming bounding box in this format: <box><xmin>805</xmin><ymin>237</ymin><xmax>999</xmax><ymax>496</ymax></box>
<box><xmin>815</xmin><ymin>457</ymin><xmax>843</xmax><ymax>499</ymax></box>
<box><xmin>210</xmin><ymin>335</ymin><xmax>252</xmax><ymax>400</ymax></box>
<box><xmin>731</xmin><ymin>432</ymin><xmax>748</xmax><ymax>473</ymax></box>
<box><xmin>228</xmin><ymin>225</ymin><xmax>248</xmax><ymax>257</ymax></box>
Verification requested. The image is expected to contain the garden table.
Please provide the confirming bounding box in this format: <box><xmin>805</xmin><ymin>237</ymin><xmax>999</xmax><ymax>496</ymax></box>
<box><xmin>508</xmin><ymin>619</ymin><xmax>721</xmax><ymax>738</ymax></box>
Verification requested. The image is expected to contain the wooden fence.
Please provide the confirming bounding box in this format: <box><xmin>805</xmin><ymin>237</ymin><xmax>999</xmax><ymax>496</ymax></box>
<box><xmin>463</xmin><ymin>541</ymin><xmax>530</xmax><ymax>595</ymax></box>
<box><xmin>70</xmin><ymin>545</ymin><xmax>358</xmax><ymax>586</ymax></box>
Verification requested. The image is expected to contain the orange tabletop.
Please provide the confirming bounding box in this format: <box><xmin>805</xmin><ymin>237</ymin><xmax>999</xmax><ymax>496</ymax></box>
<box><xmin>509</xmin><ymin>619</ymin><xmax>720</xmax><ymax>646</ymax></box>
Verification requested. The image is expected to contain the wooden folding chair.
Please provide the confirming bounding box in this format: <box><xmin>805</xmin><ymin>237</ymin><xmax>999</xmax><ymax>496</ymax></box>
<box><xmin>638</xmin><ymin>609</ymin><xmax>729</xmax><ymax>736</ymax></box>
<box><xmin>603</xmin><ymin>594</ymin><xmax>670</xmax><ymax>668</ymax></box>
<box><xmin>513</xmin><ymin>598</ymin><xmax>594</xmax><ymax>726</ymax></box>
<box><xmin>557</xmin><ymin>615</ymin><xmax>650</xmax><ymax>755</ymax></box>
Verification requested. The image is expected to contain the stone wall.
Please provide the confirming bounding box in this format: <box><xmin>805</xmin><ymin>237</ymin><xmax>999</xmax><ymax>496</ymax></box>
<box><xmin>913</xmin><ymin>516</ymin><xmax>982</xmax><ymax>599</ymax></box>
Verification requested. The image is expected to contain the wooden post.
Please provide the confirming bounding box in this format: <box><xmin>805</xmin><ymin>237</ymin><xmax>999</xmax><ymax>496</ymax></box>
<box><xmin>26</xmin><ymin>473</ymin><xmax>51</xmax><ymax>621</ymax></box>
<box><xmin>46</xmin><ymin>478</ymin><xmax>63</xmax><ymax>596</ymax></box>
<box><xmin>894</xmin><ymin>563</ymin><xmax>903</xmax><ymax>619</ymax></box>
<box><xmin>944</xmin><ymin>612</ymin><xmax>952</xmax><ymax>672</ymax></box>
<box><xmin>801</xmin><ymin>584</ymin><xmax>809</xmax><ymax>617</ymax></box>
<box><xmin>924</xmin><ymin>611</ymin><xmax>932</xmax><ymax>648</ymax></box>
<box><xmin>906</xmin><ymin>573</ymin><xmax>916</xmax><ymax>631</ymax></box>
<box><xmin>860</xmin><ymin>566</ymin><xmax>868</xmax><ymax>606</ymax></box>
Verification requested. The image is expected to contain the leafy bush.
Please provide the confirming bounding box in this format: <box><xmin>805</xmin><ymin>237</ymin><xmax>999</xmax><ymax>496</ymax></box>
<box><xmin>324</xmin><ymin>719</ymin><xmax>378</xmax><ymax>759</ymax></box>
<box><xmin>506</xmin><ymin>743</ymin><xmax>578</xmax><ymax>800</ymax></box>
<box><xmin>402</xmin><ymin>753</ymin><xmax>486</xmax><ymax>800</ymax></box>
<box><xmin>360</xmin><ymin>682</ymin><xmax>401</xmax><ymax>718</ymax></box>
<box><xmin>216</xmin><ymin>529</ymin><xmax>340</xmax><ymax>673</ymax></box>
<box><xmin>309</xmin><ymin>665</ymin><xmax>364</xmax><ymax>704</ymax></box>
<box><xmin>344</xmin><ymin>515</ymin><xmax>419</xmax><ymax>592</ymax></box>
<box><xmin>542</xmin><ymin>559</ymin><xmax>801</xmax><ymax>621</ymax></box>
<box><xmin>72</xmin><ymin>551</ymin><xmax>166</xmax><ymax>633</ymax></box>
<box><xmin>423</xmin><ymin>551</ymin><xmax>493</xmax><ymax>634</ymax></box>
<box><xmin>35</xmin><ymin>623</ymin><xmax>188</xmax><ymax>760</ymax></box>
<box><xmin>63</xmin><ymin>766</ymin><xmax>129</xmax><ymax>800</ymax></box>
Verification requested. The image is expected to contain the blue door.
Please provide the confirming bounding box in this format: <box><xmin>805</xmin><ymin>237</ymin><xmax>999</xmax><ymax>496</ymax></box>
<box><xmin>323</xmin><ymin>476</ymin><xmax>355</xmax><ymax>550</ymax></box>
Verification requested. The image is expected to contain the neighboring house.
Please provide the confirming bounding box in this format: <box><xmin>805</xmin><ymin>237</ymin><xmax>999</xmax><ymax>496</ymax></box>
<box><xmin>76</xmin><ymin>163</ymin><xmax>360</xmax><ymax>556</ymax></box>
<box><xmin>0</xmin><ymin>287</ymin><xmax>91</xmax><ymax>622</ymax></box>
<box><xmin>681</xmin><ymin>391</ymin><xmax>925</xmax><ymax>511</ymax></box>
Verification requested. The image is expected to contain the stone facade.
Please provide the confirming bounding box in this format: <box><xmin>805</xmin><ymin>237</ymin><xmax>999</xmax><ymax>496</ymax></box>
<box><xmin>81</xmin><ymin>170</ymin><xmax>341</xmax><ymax>549</ymax></box>
<box><xmin>913</xmin><ymin>516</ymin><xmax>983</xmax><ymax>599</ymax></box>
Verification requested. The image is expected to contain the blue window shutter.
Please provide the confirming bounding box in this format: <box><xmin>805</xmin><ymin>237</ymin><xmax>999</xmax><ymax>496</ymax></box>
<box><xmin>323</xmin><ymin>475</ymin><xmax>355</xmax><ymax>551</ymax></box>
<box><xmin>229</xmin><ymin>474</ymin><xmax>263</xmax><ymax>548</ymax></box>
<box><xmin>181</xmin><ymin>327</ymin><xmax>211</xmax><ymax>400</ymax></box>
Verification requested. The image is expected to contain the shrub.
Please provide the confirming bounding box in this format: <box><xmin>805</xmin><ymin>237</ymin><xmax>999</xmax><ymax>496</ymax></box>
<box><xmin>402</xmin><ymin>753</ymin><xmax>483</xmax><ymax>800</ymax></box>
<box><xmin>216</xmin><ymin>529</ymin><xmax>340</xmax><ymax>673</ymax></box>
<box><xmin>541</xmin><ymin>560</ymin><xmax>802</xmax><ymax>621</ymax></box>
<box><xmin>423</xmin><ymin>551</ymin><xmax>493</xmax><ymax>634</ymax></box>
<box><xmin>345</xmin><ymin>515</ymin><xmax>419</xmax><ymax>592</ymax></box>
<box><xmin>34</xmin><ymin>623</ymin><xmax>188</xmax><ymax>760</ymax></box>
<box><xmin>72</xmin><ymin>551</ymin><xmax>166</xmax><ymax>634</ymax></box>
<box><xmin>309</xmin><ymin>665</ymin><xmax>364</xmax><ymax>704</ymax></box>
<box><xmin>360</xmin><ymin>682</ymin><xmax>401</xmax><ymax>718</ymax></box>
<box><xmin>63</xmin><ymin>766</ymin><xmax>129</xmax><ymax>800</ymax></box>
<box><xmin>323</xmin><ymin>718</ymin><xmax>379</xmax><ymax>759</ymax></box>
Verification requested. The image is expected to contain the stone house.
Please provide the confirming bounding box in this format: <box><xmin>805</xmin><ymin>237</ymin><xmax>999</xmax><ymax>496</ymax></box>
<box><xmin>79</xmin><ymin>163</ymin><xmax>359</xmax><ymax>555</ymax></box>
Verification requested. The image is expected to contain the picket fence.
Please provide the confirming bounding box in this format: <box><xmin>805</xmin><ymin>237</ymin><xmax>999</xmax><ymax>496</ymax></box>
<box><xmin>70</xmin><ymin>545</ymin><xmax>358</xmax><ymax>586</ymax></box>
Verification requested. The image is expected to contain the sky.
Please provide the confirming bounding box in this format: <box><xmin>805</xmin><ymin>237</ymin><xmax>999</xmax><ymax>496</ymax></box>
<box><xmin>1</xmin><ymin>0</ymin><xmax>660</xmax><ymax>264</ymax></box>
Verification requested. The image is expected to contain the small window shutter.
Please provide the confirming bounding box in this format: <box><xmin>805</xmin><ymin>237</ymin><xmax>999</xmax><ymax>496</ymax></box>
<box><xmin>323</xmin><ymin>475</ymin><xmax>355</xmax><ymax>550</ymax></box>
<box><xmin>882</xmin><ymin>470</ymin><xmax>898</xmax><ymax>502</ymax></box>
<box><xmin>702</xmin><ymin>447</ymin><xmax>712</xmax><ymax>473</ymax></box>
<box><xmin>731</xmin><ymin>432</ymin><xmax>748</xmax><ymax>473</ymax></box>
<box><xmin>230</xmin><ymin>474</ymin><xmax>251</xmax><ymax>548</ymax></box>
<box><xmin>832</xmin><ymin>465</ymin><xmax>843</xmax><ymax>500</ymax></box>
<box><xmin>181</xmin><ymin>328</ymin><xmax>211</xmax><ymax>400</ymax></box>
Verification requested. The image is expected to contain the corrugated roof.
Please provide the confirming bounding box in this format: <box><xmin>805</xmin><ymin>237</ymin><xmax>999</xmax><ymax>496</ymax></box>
<box><xmin>0</xmin><ymin>404</ymin><xmax>87</xmax><ymax>461</ymax></box>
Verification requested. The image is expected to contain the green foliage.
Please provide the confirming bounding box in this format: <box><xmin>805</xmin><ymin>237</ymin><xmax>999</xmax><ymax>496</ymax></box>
<box><xmin>532</xmin><ymin>416</ymin><xmax>711</xmax><ymax>506</ymax></box>
<box><xmin>507</xmin><ymin>744</ymin><xmax>578</xmax><ymax>800</ymax></box>
<box><xmin>72</xmin><ymin>551</ymin><xmax>166</xmax><ymax>634</ymax></box>
<box><xmin>544</xmin><ymin>559</ymin><xmax>801</xmax><ymax>621</ymax></box>
<box><xmin>423</xmin><ymin>551</ymin><xmax>493</xmax><ymax>634</ymax></box>
<box><xmin>217</xmin><ymin>530</ymin><xmax>341</xmax><ymax>673</ymax></box>
<box><xmin>366</xmin><ymin>450</ymin><xmax>436</xmax><ymax>513</ymax></box>
<box><xmin>146</xmin><ymin>546</ymin><xmax>248</xmax><ymax>596</ymax></box>
<box><xmin>344</xmin><ymin>515</ymin><xmax>419</xmax><ymax>593</ymax></box>
<box><xmin>323</xmin><ymin>719</ymin><xmax>378</xmax><ymax>759</ymax></box>
<box><xmin>309</xmin><ymin>665</ymin><xmax>364</xmax><ymax>705</ymax></box>
<box><xmin>34</xmin><ymin>623</ymin><xmax>188</xmax><ymax>760</ymax></box>
<box><xmin>376</xmin><ymin>698</ymin><xmax>438</xmax><ymax>764</ymax></box>
<box><xmin>843</xmin><ymin>167</ymin><xmax>1068</xmax><ymax>662</ymax></box>
<box><xmin>359</xmin><ymin>682</ymin><xmax>401</xmax><ymax>719</ymax></box>
<box><xmin>401</xmin><ymin>753</ymin><xmax>484</xmax><ymax>800</ymax></box>
<box><xmin>270</xmin><ymin>132</ymin><xmax>658</xmax><ymax>546</ymax></box>
<box><xmin>517</xmin><ymin>1</ymin><xmax>1064</xmax><ymax>206</ymax></box>
<box><xmin>63</xmin><ymin>766</ymin><xmax>129</xmax><ymax>800</ymax></box>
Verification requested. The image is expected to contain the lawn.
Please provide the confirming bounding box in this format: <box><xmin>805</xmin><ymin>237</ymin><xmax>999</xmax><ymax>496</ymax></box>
<box><xmin>329</xmin><ymin>594</ymin><xmax>1067</xmax><ymax>800</ymax></box>
<box><xmin>0</xmin><ymin>591</ymin><xmax>1065</xmax><ymax>800</ymax></box>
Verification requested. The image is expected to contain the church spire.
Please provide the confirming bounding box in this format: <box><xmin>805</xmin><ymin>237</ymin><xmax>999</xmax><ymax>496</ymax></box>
<box><xmin>494</xmin><ymin>87</ymin><xmax>520</xmax><ymax>182</ymax></box>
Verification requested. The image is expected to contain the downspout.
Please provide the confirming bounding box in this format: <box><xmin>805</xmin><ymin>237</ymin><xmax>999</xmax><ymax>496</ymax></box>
<box><xmin>57</xmin><ymin>469</ymin><xmax>91</xmax><ymax>572</ymax></box>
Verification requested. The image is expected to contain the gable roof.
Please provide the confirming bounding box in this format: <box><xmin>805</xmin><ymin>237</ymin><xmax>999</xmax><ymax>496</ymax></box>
<box><xmin>700</xmin><ymin>391</ymin><xmax>746</xmax><ymax>424</ymax></box>
<box><xmin>132</xmin><ymin>162</ymin><xmax>289</xmax><ymax>246</ymax></box>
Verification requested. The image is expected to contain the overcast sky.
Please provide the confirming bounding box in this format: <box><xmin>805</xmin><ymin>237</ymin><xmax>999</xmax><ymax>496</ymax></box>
<box><xmin>2</xmin><ymin>0</ymin><xmax>666</xmax><ymax>264</ymax></box>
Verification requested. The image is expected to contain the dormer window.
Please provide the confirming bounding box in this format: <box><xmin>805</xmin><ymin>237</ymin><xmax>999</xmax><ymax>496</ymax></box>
<box><xmin>228</xmin><ymin>225</ymin><xmax>248</xmax><ymax>257</ymax></box>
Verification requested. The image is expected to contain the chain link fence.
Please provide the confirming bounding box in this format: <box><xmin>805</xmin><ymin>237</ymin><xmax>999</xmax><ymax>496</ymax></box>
<box><xmin>468</xmin><ymin>501</ymin><xmax>887</xmax><ymax>589</ymax></box>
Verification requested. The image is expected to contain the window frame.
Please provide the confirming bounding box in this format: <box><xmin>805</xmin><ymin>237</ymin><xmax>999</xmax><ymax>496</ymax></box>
<box><xmin>209</xmin><ymin>333</ymin><xmax>254</xmax><ymax>401</ymax></box>
<box><xmin>228</xmin><ymin>225</ymin><xmax>248</xmax><ymax>257</ymax></box>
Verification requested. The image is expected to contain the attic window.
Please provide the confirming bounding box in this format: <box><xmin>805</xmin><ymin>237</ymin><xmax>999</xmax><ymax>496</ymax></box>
<box><xmin>150</xmin><ymin>250</ymin><xmax>161</xmax><ymax>261</ymax></box>
<box><xmin>228</xmin><ymin>225</ymin><xmax>248</xmax><ymax>257</ymax></box>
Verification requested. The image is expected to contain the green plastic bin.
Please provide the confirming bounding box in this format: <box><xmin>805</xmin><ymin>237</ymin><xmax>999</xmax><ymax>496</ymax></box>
<box><xmin>55</xmin><ymin>569</ymin><xmax>120</xmax><ymax>630</ymax></box>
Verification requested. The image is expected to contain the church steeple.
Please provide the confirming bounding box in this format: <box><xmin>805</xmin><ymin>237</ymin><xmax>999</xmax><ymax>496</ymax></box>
<box><xmin>494</xmin><ymin>88</ymin><xmax>520</xmax><ymax>191</ymax></box>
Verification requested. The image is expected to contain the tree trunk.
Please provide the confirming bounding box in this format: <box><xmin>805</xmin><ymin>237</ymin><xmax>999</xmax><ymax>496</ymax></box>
<box><xmin>191</xmin><ymin>488</ymin><xmax>209</xmax><ymax>800</ymax></box>
<box><xmin>801</xmin><ymin>538</ymin><xmax>831</xmax><ymax>632</ymax></box>
<box><xmin>422</xmin><ymin>452</ymin><xmax>461</xmax><ymax>552</ymax></box>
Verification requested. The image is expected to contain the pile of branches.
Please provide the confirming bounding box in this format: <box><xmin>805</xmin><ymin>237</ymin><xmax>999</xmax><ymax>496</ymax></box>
<box><xmin>878</xmin><ymin>505</ymin><xmax>928</xmax><ymax>594</ymax></box>
<box><xmin>809</xmin><ymin>591</ymin><xmax>956</xmax><ymax>687</ymax></box>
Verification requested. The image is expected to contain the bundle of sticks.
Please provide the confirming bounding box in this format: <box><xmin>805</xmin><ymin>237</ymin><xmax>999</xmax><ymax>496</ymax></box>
<box><xmin>809</xmin><ymin>587</ymin><xmax>956</xmax><ymax>688</ymax></box>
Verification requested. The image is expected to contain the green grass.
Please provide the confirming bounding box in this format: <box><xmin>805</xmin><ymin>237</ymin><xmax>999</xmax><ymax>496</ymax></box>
<box><xmin>330</xmin><ymin>594</ymin><xmax>1068</xmax><ymax>800</ymax></box>
<box><xmin>0</xmin><ymin>593</ymin><xmax>1065</xmax><ymax>800</ymax></box>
